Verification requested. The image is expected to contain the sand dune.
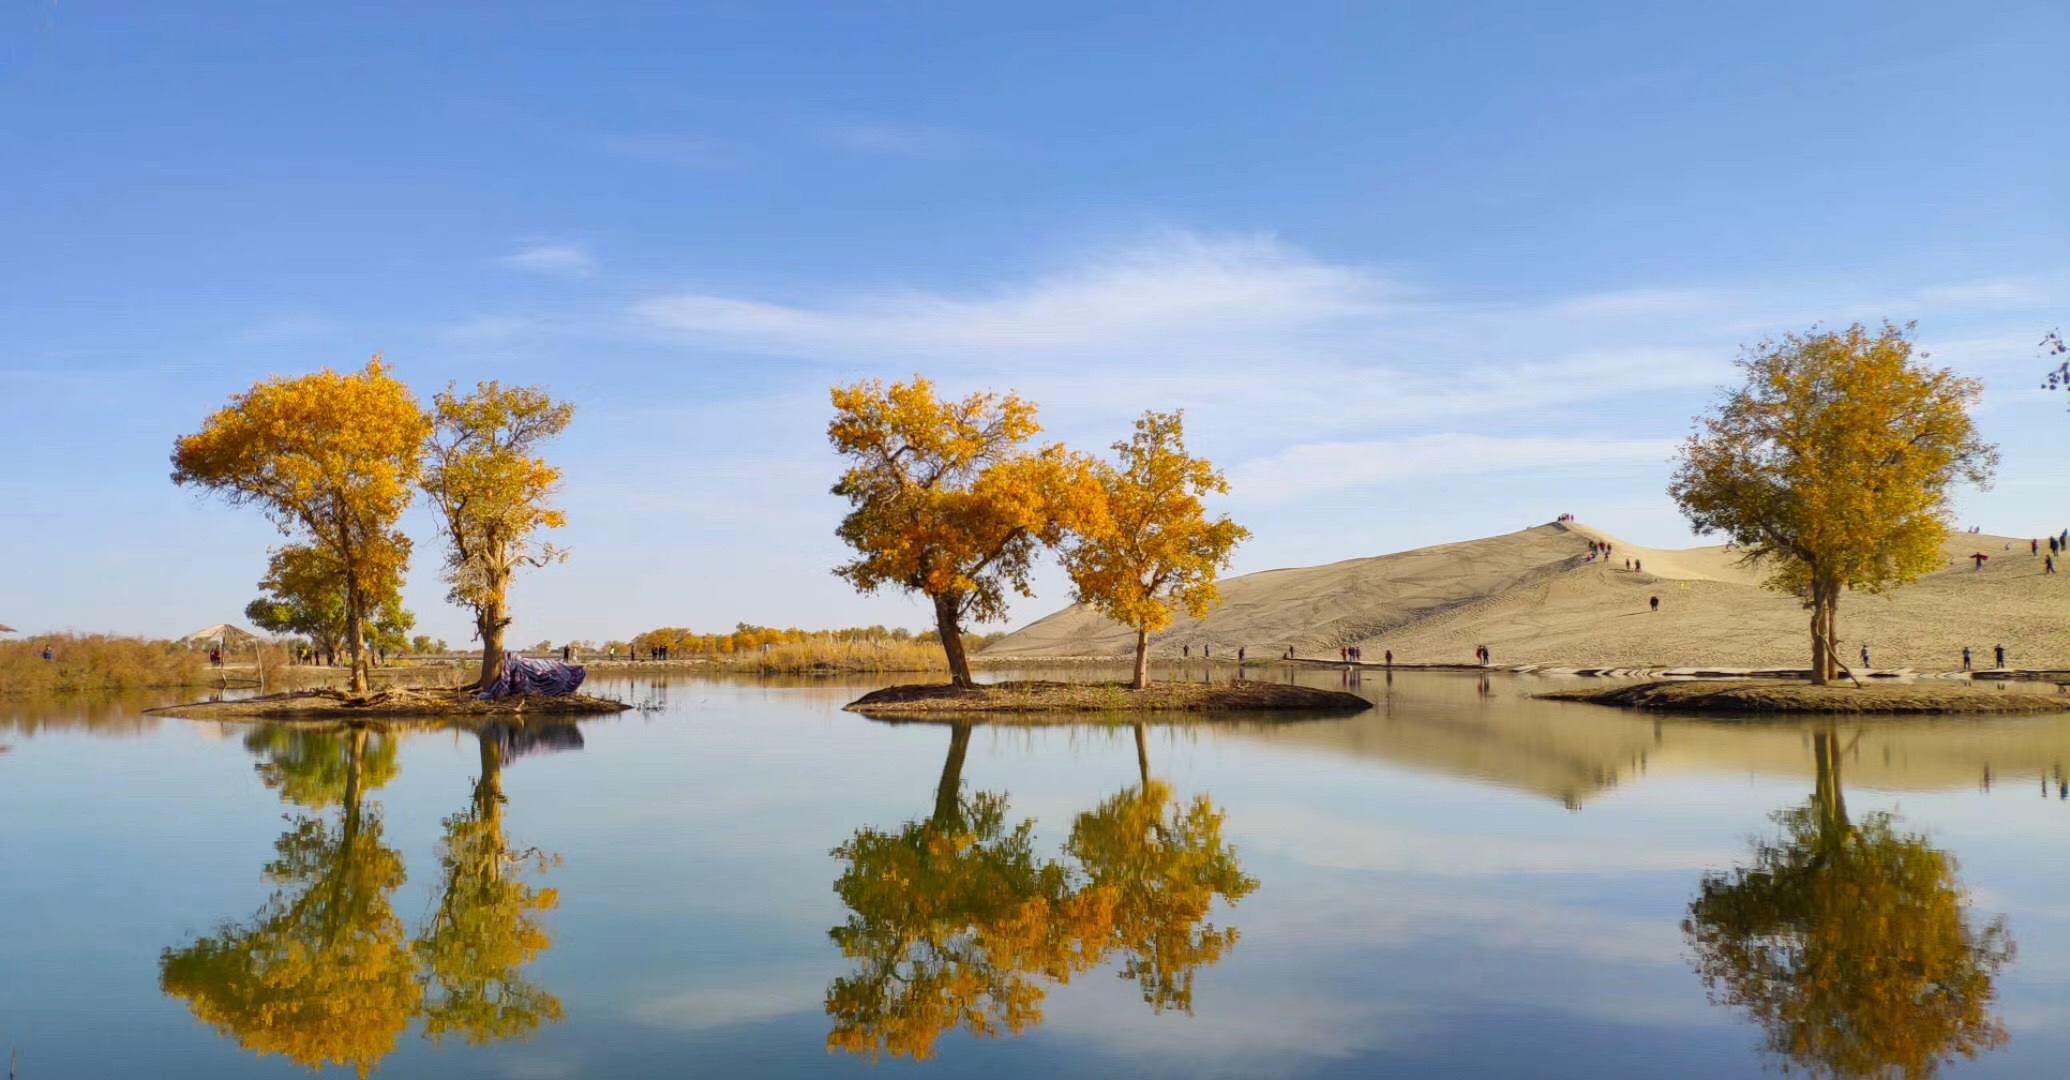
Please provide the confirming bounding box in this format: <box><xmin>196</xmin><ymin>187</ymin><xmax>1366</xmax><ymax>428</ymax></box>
<box><xmin>985</xmin><ymin>521</ymin><xmax>2070</xmax><ymax>671</ymax></box>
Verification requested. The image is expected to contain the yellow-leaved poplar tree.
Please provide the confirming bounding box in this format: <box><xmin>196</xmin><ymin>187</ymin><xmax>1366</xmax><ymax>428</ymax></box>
<box><xmin>828</xmin><ymin>377</ymin><xmax>1085</xmax><ymax>687</ymax></box>
<box><xmin>1668</xmin><ymin>323</ymin><xmax>1995</xmax><ymax>685</ymax></box>
<box><xmin>245</xmin><ymin>544</ymin><xmax>416</xmax><ymax>667</ymax></box>
<box><xmin>422</xmin><ymin>382</ymin><xmax>574</xmax><ymax>688</ymax></box>
<box><xmin>1063</xmin><ymin>411</ymin><xmax>1248</xmax><ymax>689</ymax></box>
<box><xmin>172</xmin><ymin>358</ymin><xmax>430</xmax><ymax>695</ymax></box>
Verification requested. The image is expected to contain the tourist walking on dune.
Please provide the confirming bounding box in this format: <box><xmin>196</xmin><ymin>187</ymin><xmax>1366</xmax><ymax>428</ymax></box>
<box><xmin>1995</xmin><ymin>644</ymin><xmax>2006</xmax><ymax>669</ymax></box>
<box><xmin>1650</xmin><ymin>595</ymin><xmax>1659</xmax><ymax>612</ymax></box>
<box><xmin>1962</xmin><ymin>646</ymin><xmax>1972</xmax><ymax>671</ymax></box>
<box><xmin>1859</xmin><ymin>644</ymin><xmax>1870</xmax><ymax>669</ymax></box>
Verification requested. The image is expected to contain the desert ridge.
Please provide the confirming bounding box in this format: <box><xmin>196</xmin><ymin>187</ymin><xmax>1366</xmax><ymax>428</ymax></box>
<box><xmin>983</xmin><ymin>520</ymin><xmax>2070</xmax><ymax>672</ymax></box>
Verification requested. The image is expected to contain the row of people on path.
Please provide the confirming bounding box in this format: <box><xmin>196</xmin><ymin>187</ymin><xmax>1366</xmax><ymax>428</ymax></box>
<box><xmin>1845</xmin><ymin>644</ymin><xmax>2012</xmax><ymax>670</ymax></box>
<box><xmin>1961</xmin><ymin>645</ymin><xmax>2010</xmax><ymax>671</ymax></box>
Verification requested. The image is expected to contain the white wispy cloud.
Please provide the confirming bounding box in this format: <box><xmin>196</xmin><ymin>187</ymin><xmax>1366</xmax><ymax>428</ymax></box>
<box><xmin>621</xmin><ymin>232</ymin><xmax>2067</xmax><ymax>511</ymax></box>
<box><xmin>816</xmin><ymin>120</ymin><xmax>969</xmax><ymax>159</ymax></box>
<box><xmin>1229</xmin><ymin>434</ymin><xmax>1681</xmax><ymax>503</ymax></box>
<box><xmin>495</xmin><ymin>244</ymin><xmax>597</xmax><ymax>277</ymax></box>
<box><xmin>633</xmin><ymin>232</ymin><xmax>1391</xmax><ymax>363</ymax></box>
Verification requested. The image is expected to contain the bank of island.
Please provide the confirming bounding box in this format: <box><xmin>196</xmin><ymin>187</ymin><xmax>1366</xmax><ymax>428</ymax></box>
<box><xmin>146</xmin><ymin>686</ymin><xmax>630</xmax><ymax>722</ymax></box>
<box><xmin>1538</xmin><ymin>680</ymin><xmax>2070</xmax><ymax>716</ymax></box>
<box><xmin>845</xmin><ymin>679</ymin><xmax>1371</xmax><ymax>718</ymax></box>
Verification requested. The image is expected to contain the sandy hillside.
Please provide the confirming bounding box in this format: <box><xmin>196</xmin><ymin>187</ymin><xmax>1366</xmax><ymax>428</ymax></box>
<box><xmin>983</xmin><ymin>521</ymin><xmax>2070</xmax><ymax>671</ymax></box>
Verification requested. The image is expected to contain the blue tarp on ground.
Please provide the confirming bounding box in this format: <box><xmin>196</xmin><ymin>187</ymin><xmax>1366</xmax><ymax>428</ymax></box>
<box><xmin>478</xmin><ymin>654</ymin><xmax>587</xmax><ymax>699</ymax></box>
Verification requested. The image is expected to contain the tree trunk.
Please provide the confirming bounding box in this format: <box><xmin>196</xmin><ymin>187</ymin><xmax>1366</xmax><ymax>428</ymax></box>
<box><xmin>932</xmin><ymin>723</ymin><xmax>973</xmax><ymax>826</ymax></box>
<box><xmin>344</xmin><ymin>727</ymin><xmax>368</xmax><ymax>844</ymax></box>
<box><xmin>344</xmin><ymin>578</ymin><xmax>369</xmax><ymax>696</ymax></box>
<box><xmin>475</xmin><ymin>595</ymin><xmax>508</xmax><ymax>690</ymax></box>
<box><xmin>1812</xmin><ymin>725</ymin><xmax>1849</xmax><ymax>844</ymax></box>
<box><xmin>1824</xmin><ymin>588</ymin><xmax>1845</xmax><ymax>685</ymax></box>
<box><xmin>1808</xmin><ymin>580</ymin><xmax>1829</xmax><ymax>686</ymax></box>
<box><xmin>933</xmin><ymin>592</ymin><xmax>973</xmax><ymax>689</ymax></box>
<box><xmin>1134</xmin><ymin>722</ymin><xmax>1150</xmax><ymax>787</ymax></box>
<box><xmin>476</xmin><ymin>730</ymin><xmax>506</xmax><ymax>876</ymax></box>
<box><xmin>1132</xmin><ymin>629</ymin><xmax>1150</xmax><ymax>690</ymax></box>
<box><xmin>1821</xmin><ymin>579</ymin><xmax>1854</xmax><ymax>682</ymax></box>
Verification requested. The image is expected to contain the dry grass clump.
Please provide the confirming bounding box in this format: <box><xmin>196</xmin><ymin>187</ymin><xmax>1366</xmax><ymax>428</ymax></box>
<box><xmin>0</xmin><ymin>635</ymin><xmax>208</xmax><ymax>694</ymax></box>
<box><xmin>845</xmin><ymin>679</ymin><xmax>1372</xmax><ymax>716</ymax></box>
<box><xmin>1540</xmin><ymin>679</ymin><xmax>2070</xmax><ymax>715</ymax></box>
<box><xmin>753</xmin><ymin>640</ymin><xmax>948</xmax><ymax>674</ymax></box>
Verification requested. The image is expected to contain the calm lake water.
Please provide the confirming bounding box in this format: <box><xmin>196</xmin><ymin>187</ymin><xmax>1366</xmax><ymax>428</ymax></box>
<box><xmin>4</xmin><ymin>669</ymin><xmax>2068</xmax><ymax>1078</ymax></box>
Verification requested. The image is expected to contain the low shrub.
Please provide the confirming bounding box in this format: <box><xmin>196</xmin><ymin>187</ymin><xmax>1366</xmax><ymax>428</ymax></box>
<box><xmin>0</xmin><ymin>634</ymin><xmax>209</xmax><ymax>694</ymax></box>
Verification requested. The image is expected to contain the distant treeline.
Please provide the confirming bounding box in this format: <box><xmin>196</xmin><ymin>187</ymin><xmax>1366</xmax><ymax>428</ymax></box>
<box><xmin>580</xmin><ymin>624</ymin><xmax>1008</xmax><ymax>658</ymax></box>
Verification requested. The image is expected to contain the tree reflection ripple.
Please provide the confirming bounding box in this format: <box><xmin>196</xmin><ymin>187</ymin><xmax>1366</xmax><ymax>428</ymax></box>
<box><xmin>1684</xmin><ymin>725</ymin><xmax>2015</xmax><ymax>1078</ymax></box>
<box><xmin>159</xmin><ymin>722</ymin><xmax>572</xmax><ymax>1076</ymax></box>
<box><xmin>825</xmin><ymin>721</ymin><xmax>1256</xmax><ymax>1061</ymax></box>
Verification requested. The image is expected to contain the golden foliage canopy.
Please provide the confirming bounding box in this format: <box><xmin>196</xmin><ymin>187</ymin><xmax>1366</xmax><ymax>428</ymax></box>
<box><xmin>172</xmin><ymin>358</ymin><xmax>430</xmax><ymax>691</ymax></box>
<box><xmin>829</xmin><ymin>376</ymin><xmax>1096</xmax><ymax>685</ymax></box>
<box><xmin>423</xmin><ymin>382</ymin><xmax>573</xmax><ymax>680</ymax></box>
<box><xmin>1063</xmin><ymin>411</ymin><xmax>1248</xmax><ymax>644</ymax></box>
<box><xmin>829</xmin><ymin>377</ymin><xmax>1080</xmax><ymax>624</ymax></box>
<box><xmin>246</xmin><ymin>544</ymin><xmax>415</xmax><ymax>658</ymax></box>
<box><xmin>1669</xmin><ymin>323</ymin><xmax>1995</xmax><ymax>597</ymax></box>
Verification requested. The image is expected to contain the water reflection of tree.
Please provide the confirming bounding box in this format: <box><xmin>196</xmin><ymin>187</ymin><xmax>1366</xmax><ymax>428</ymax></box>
<box><xmin>244</xmin><ymin>723</ymin><xmax>399</xmax><ymax>807</ymax></box>
<box><xmin>826</xmin><ymin>721</ymin><xmax>1254</xmax><ymax>1059</ymax></box>
<box><xmin>1684</xmin><ymin>726</ymin><xmax>2015</xmax><ymax>1078</ymax></box>
<box><xmin>1065</xmin><ymin>726</ymin><xmax>1256</xmax><ymax>1013</ymax></box>
<box><xmin>161</xmin><ymin>728</ymin><xmax>420</xmax><ymax>1077</ymax></box>
<box><xmin>416</xmin><ymin>725</ymin><xmax>566</xmax><ymax>1044</ymax></box>
<box><xmin>161</xmin><ymin>722</ymin><xmax>570</xmax><ymax>1076</ymax></box>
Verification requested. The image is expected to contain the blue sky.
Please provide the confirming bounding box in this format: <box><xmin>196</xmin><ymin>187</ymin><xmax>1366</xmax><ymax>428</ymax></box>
<box><xmin>3</xmin><ymin>2</ymin><xmax>2065</xmax><ymax>645</ymax></box>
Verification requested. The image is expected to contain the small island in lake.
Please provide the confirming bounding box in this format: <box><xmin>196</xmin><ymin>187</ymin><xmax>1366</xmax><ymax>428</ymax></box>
<box><xmin>146</xmin><ymin>686</ymin><xmax>631</xmax><ymax>721</ymax></box>
<box><xmin>845</xmin><ymin>679</ymin><xmax>1372</xmax><ymax>717</ymax></box>
<box><xmin>1540</xmin><ymin>680</ymin><xmax>2070</xmax><ymax>716</ymax></box>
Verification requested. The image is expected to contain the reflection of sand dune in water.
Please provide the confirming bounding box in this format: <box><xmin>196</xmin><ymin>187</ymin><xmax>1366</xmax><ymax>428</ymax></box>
<box><xmin>986</xmin><ymin>521</ymin><xmax>2070</xmax><ymax>670</ymax></box>
<box><xmin>1226</xmin><ymin>679</ymin><xmax>2070</xmax><ymax>807</ymax></box>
